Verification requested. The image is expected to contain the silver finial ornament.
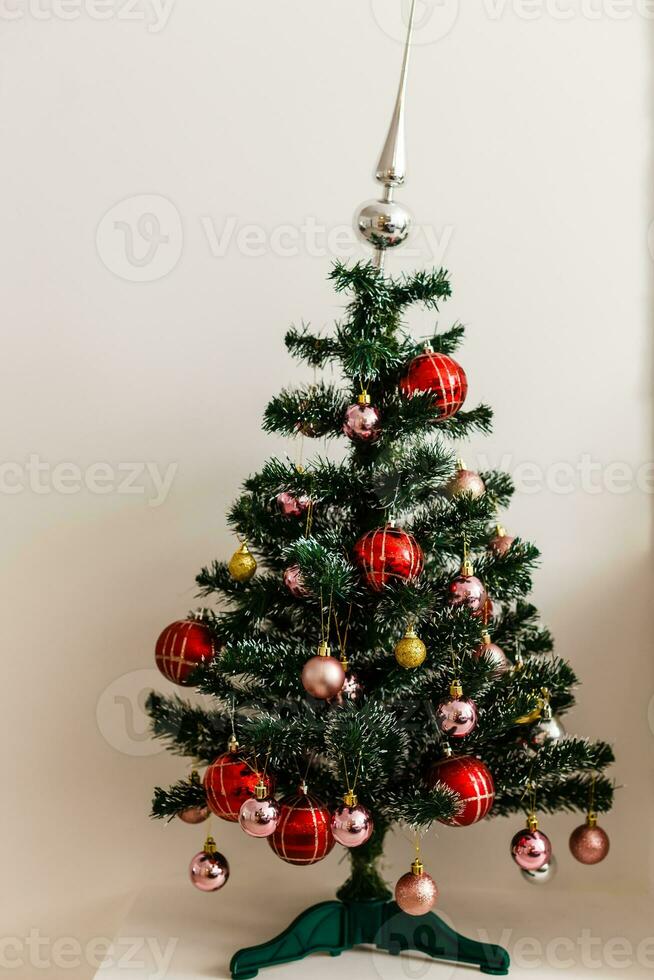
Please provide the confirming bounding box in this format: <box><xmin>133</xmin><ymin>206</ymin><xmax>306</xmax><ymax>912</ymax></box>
<box><xmin>375</xmin><ymin>0</ymin><xmax>416</xmax><ymax>188</ymax></box>
<box><xmin>355</xmin><ymin>0</ymin><xmax>417</xmax><ymax>269</ymax></box>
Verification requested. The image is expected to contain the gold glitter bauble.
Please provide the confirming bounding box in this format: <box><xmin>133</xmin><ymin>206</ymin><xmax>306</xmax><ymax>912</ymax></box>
<box><xmin>228</xmin><ymin>542</ymin><xmax>257</xmax><ymax>583</ymax></box>
<box><xmin>394</xmin><ymin>627</ymin><xmax>427</xmax><ymax>669</ymax></box>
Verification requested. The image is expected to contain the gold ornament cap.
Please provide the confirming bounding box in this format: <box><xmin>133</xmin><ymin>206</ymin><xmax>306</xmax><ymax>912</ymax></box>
<box><xmin>227</xmin><ymin>734</ymin><xmax>240</xmax><ymax>754</ymax></box>
<box><xmin>343</xmin><ymin>789</ymin><xmax>358</xmax><ymax>808</ymax></box>
<box><xmin>495</xmin><ymin>524</ymin><xmax>507</xmax><ymax>538</ymax></box>
<box><xmin>481</xmin><ymin>630</ymin><xmax>492</xmax><ymax>646</ymax></box>
<box><xmin>587</xmin><ymin>811</ymin><xmax>598</xmax><ymax>829</ymax></box>
<box><xmin>254</xmin><ymin>780</ymin><xmax>268</xmax><ymax>801</ymax></box>
<box><xmin>317</xmin><ymin>640</ymin><xmax>331</xmax><ymax>658</ymax></box>
<box><xmin>461</xmin><ymin>558</ymin><xmax>474</xmax><ymax>577</ymax></box>
<box><xmin>203</xmin><ymin>835</ymin><xmax>217</xmax><ymax>855</ymax></box>
<box><xmin>455</xmin><ymin>457</ymin><xmax>466</xmax><ymax>471</ymax></box>
<box><xmin>527</xmin><ymin>813</ymin><xmax>539</xmax><ymax>832</ymax></box>
<box><xmin>411</xmin><ymin>858</ymin><xmax>424</xmax><ymax>876</ymax></box>
<box><xmin>449</xmin><ymin>678</ymin><xmax>463</xmax><ymax>699</ymax></box>
<box><xmin>358</xmin><ymin>391</ymin><xmax>371</xmax><ymax>406</ymax></box>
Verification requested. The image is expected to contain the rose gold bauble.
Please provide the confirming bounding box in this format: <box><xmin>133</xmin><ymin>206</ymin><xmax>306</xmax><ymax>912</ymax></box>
<box><xmin>488</xmin><ymin>526</ymin><xmax>515</xmax><ymax>557</ymax></box>
<box><xmin>238</xmin><ymin>792</ymin><xmax>281</xmax><ymax>839</ymax></box>
<box><xmin>331</xmin><ymin>671</ymin><xmax>363</xmax><ymax>705</ymax></box>
<box><xmin>276</xmin><ymin>491</ymin><xmax>310</xmax><ymax>518</ymax></box>
<box><xmin>448</xmin><ymin>564</ymin><xmax>487</xmax><ymax>617</ymax></box>
<box><xmin>436</xmin><ymin>696</ymin><xmax>478</xmax><ymax>738</ymax></box>
<box><xmin>330</xmin><ymin>794</ymin><xmax>374</xmax><ymax>848</ymax></box>
<box><xmin>394</xmin><ymin>861</ymin><xmax>438</xmax><ymax>916</ymax></box>
<box><xmin>511</xmin><ymin>822</ymin><xmax>552</xmax><ymax>871</ymax></box>
<box><xmin>569</xmin><ymin>818</ymin><xmax>610</xmax><ymax>865</ymax></box>
<box><xmin>283</xmin><ymin>565</ymin><xmax>309</xmax><ymax>598</ymax></box>
<box><xmin>475</xmin><ymin>631</ymin><xmax>510</xmax><ymax>675</ymax></box>
<box><xmin>178</xmin><ymin>805</ymin><xmax>210</xmax><ymax>825</ymax></box>
<box><xmin>342</xmin><ymin>400</ymin><xmax>382</xmax><ymax>443</ymax></box>
<box><xmin>189</xmin><ymin>838</ymin><xmax>229</xmax><ymax>892</ymax></box>
<box><xmin>446</xmin><ymin>461</ymin><xmax>486</xmax><ymax>499</ymax></box>
<box><xmin>301</xmin><ymin>648</ymin><xmax>346</xmax><ymax>700</ymax></box>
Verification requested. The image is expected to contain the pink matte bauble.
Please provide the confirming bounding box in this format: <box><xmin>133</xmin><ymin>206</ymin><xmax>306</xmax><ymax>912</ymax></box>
<box><xmin>446</xmin><ymin>469</ymin><xmax>486</xmax><ymax>499</ymax></box>
<box><xmin>301</xmin><ymin>655</ymin><xmax>346</xmax><ymax>700</ymax></box>
<box><xmin>342</xmin><ymin>403</ymin><xmax>382</xmax><ymax>443</ymax></box>
<box><xmin>448</xmin><ymin>574</ymin><xmax>487</xmax><ymax>616</ymax></box>
<box><xmin>178</xmin><ymin>805</ymin><xmax>210</xmax><ymax>825</ymax></box>
<box><xmin>511</xmin><ymin>829</ymin><xmax>552</xmax><ymax>871</ymax></box>
<box><xmin>331</xmin><ymin>803</ymin><xmax>374</xmax><ymax>848</ymax></box>
<box><xmin>276</xmin><ymin>491</ymin><xmax>310</xmax><ymax>518</ymax></box>
<box><xmin>394</xmin><ymin>870</ymin><xmax>439</xmax><ymax>915</ymax></box>
<box><xmin>283</xmin><ymin>565</ymin><xmax>309</xmax><ymax>598</ymax></box>
<box><xmin>189</xmin><ymin>849</ymin><xmax>230</xmax><ymax>891</ymax></box>
<box><xmin>569</xmin><ymin>823</ymin><xmax>610</xmax><ymax>865</ymax></box>
<box><xmin>436</xmin><ymin>697</ymin><xmax>478</xmax><ymax>738</ymax></box>
<box><xmin>488</xmin><ymin>532</ymin><xmax>515</xmax><ymax>557</ymax></box>
<box><xmin>239</xmin><ymin>795</ymin><xmax>281</xmax><ymax>838</ymax></box>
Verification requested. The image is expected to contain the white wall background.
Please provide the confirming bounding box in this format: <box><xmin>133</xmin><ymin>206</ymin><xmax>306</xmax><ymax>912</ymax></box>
<box><xmin>2</xmin><ymin>0</ymin><xmax>652</xmax><ymax>975</ymax></box>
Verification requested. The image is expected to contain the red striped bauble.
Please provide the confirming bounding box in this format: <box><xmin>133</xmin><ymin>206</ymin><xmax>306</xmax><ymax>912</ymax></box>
<box><xmin>154</xmin><ymin>620</ymin><xmax>217</xmax><ymax>686</ymax></box>
<box><xmin>427</xmin><ymin>755</ymin><xmax>495</xmax><ymax>827</ymax></box>
<box><xmin>204</xmin><ymin>747</ymin><xmax>275</xmax><ymax>823</ymax></box>
<box><xmin>268</xmin><ymin>786</ymin><xmax>335</xmax><ymax>865</ymax></box>
<box><xmin>399</xmin><ymin>351</ymin><xmax>468</xmax><ymax>421</ymax></box>
<box><xmin>352</xmin><ymin>525</ymin><xmax>424</xmax><ymax>592</ymax></box>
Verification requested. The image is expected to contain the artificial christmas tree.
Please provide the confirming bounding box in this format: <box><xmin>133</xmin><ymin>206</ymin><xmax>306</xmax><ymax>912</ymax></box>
<box><xmin>147</xmin><ymin>3</ymin><xmax>614</xmax><ymax>975</ymax></box>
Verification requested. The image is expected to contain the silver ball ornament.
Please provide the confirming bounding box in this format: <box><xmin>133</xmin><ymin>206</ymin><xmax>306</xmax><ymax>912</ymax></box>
<box><xmin>521</xmin><ymin>856</ymin><xmax>558</xmax><ymax>885</ymax></box>
<box><xmin>524</xmin><ymin>703</ymin><xmax>566</xmax><ymax>756</ymax></box>
<box><xmin>355</xmin><ymin>199</ymin><xmax>411</xmax><ymax>250</ymax></box>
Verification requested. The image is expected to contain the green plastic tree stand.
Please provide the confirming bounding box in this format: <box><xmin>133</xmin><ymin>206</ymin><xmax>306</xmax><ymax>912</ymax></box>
<box><xmin>229</xmin><ymin>899</ymin><xmax>510</xmax><ymax>978</ymax></box>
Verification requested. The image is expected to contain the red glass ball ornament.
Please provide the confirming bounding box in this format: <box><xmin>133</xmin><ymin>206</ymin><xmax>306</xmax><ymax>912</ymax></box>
<box><xmin>436</xmin><ymin>696</ymin><xmax>478</xmax><ymax>738</ymax></box>
<box><xmin>395</xmin><ymin>861</ymin><xmax>439</xmax><ymax>915</ymax></box>
<box><xmin>569</xmin><ymin>818</ymin><xmax>610</xmax><ymax>865</ymax></box>
<box><xmin>268</xmin><ymin>785</ymin><xmax>336</xmax><ymax>865</ymax></box>
<box><xmin>488</xmin><ymin>526</ymin><xmax>515</xmax><ymax>557</ymax></box>
<box><xmin>301</xmin><ymin>649</ymin><xmax>346</xmax><ymax>700</ymax></box>
<box><xmin>352</xmin><ymin>525</ymin><xmax>424</xmax><ymax>592</ymax></box>
<box><xmin>155</xmin><ymin>620</ymin><xmax>217</xmax><ymax>686</ymax></box>
<box><xmin>343</xmin><ymin>400</ymin><xmax>382</xmax><ymax>443</ymax></box>
<box><xmin>511</xmin><ymin>825</ymin><xmax>552</xmax><ymax>871</ymax></box>
<box><xmin>399</xmin><ymin>351</ymin><xmax>468</xmax><ymax>421</ymax></box>
<box><xmin>276</xmin><ymin>491</ymin><xmax>310</xmax><ymax>518</ymax></box>
<box><xmin>283</xmin><ymin>565</ymin><xmax>309</xmax><ymax>598</ymax></box>
<box><xmin>204</xmin><ymin>745</ymin><xmax>275</xmax><ymax>822</ymax></box>
<box><xmin>475</xmin><ymin>631</ymin><xmax>510</xmax><ymax>676</ymax></box>
<box><xmin>189</xmin><ymin>838</ymin><xmax>229</xmax><ymax>892</ymax></box>
<box><xmin>427</xmin><ymin>755</ymin><xmax>495</xmax><ymax>826</ymax></box>
<box><xmin>448</xmin><ymin>569</ymin><xmax>487</xmax><ymax>617</ymax></box>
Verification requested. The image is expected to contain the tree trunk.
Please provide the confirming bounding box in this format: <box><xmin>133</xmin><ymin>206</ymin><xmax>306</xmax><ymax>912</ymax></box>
<box><xmin>336</xmin><ymin>819</ymin><xmax>392</xmax><ymax>903</ymax></box>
